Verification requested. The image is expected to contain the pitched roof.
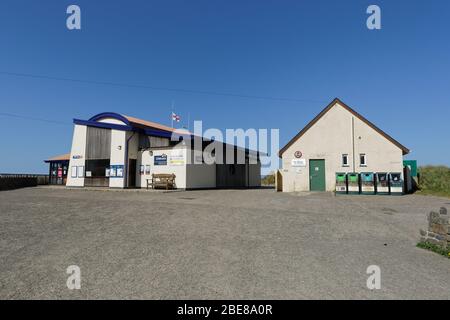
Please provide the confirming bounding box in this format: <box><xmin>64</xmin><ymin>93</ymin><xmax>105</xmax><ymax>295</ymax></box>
<box><xmin>53</xmin><ymin>113</ymin><xmax>264</xmax><ymax>162</ymax></box>
<box><xmin>85</xmin><ymin>112</ymin><xmax>193</xmax><ymax>135</ymax></box>
<box><xmin>278</xmin><ymin>98</ymin><xmax>410</xmax><ymax>157</ymax></box>
<box><xmin>44</xmin><ymin>153</ymin><xmax>70</xmax><ymax>162</ymax></box>
<box><xmin>123</xmin><ymin>115</ymin><xmax>180</xmax><ymax>133</ymax></box>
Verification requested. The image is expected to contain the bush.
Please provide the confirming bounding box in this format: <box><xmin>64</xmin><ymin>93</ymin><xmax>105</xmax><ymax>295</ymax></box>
<box><xmin>417</xmin><ymin>165</ymin><xmax>450</xmax><ymax>197</ymax></box>
<box><xmin>261</xmin><ymin>174</ymin><xmax>275</xmax><ymax>186</ymax></box>
<box><xmin>417</xmin><ymin>241</ymin><xmax>450</xmax><ymax>258</ymax></box>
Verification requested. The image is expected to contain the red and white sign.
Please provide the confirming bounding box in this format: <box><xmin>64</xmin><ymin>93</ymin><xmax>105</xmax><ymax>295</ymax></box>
<box><xmin>294</xmin><ymin>151</ymin><xmax>302</xmax><ymax>158</ymax></box>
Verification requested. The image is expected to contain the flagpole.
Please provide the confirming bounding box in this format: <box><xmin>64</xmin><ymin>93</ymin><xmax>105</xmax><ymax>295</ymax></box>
<box><xmin>171</xmin><ymin>101</ymin><xmax>174</xmax><ymax>128</ymax></box>
<box><xmin>187</xmin><ymin>112</ymin><xmax>190</xmax><ymax>131</ymax></box>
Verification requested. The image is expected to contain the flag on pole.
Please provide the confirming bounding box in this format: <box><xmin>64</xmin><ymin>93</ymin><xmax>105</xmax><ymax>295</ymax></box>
<box><xmin>171</xmin><ymin>112</ymin><xmax>181</xmax><ymax>122</ymax></box>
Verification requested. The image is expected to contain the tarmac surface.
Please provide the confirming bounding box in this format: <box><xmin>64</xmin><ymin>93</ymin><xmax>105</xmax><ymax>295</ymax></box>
<box><xmin>0</xmin><ymin>186</ymin><xmax>449</xmax><ymax>299</ymax></box>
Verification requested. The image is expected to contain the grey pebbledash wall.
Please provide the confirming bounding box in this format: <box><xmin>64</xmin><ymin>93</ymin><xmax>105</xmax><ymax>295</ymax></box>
<box><xmin>420</xmin><ymin>207</ymin><xmax>449</xmax><ymax>248</ymax></box>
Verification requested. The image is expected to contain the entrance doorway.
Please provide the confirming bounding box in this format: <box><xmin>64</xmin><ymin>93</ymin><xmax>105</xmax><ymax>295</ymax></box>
<box><xmin>309</xmin><ymin>159</ymin><xmax>326</xmax><ymax>191</ymax></box>
<box><xmin>128</xmin><ymin>159</ymin><xmax>137</xmax><ymax>187</ymax></box>
<box><xmin>216</xmin><ymin>164</ymin><xmax>246</xmax><ymax>188</ymax></box>
<box><xmin>49</xmin><ymin>161</ymin><xmax>69</xmax><ymax>185</ymax></box>
<box><xmin>276</xmin><ymin>170</ymin><xmax>283</xmax><ymax>191</ymax></box>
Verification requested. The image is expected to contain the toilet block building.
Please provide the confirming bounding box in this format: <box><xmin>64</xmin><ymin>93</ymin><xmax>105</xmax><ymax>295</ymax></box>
<box><xmin>278</xmin><ymin>98</ymin><xmax>410</xmax><ymax>192</ymax></box>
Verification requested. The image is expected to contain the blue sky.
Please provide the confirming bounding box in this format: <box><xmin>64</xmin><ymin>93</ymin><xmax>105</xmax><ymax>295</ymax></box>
<box><xmin>0</xmin><ymin>0</ymin><xmax>449</xmax><ymax>174</ymax></box>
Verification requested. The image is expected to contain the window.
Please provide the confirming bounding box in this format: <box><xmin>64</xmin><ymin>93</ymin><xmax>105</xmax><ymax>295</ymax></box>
<box><xmin>360</xmin><ymin>153</ymin><xmax>367</xmax><ymax>166</ymax></box>
<box><xmin>85</xmin><ymin>159</ymin><xmax>110</xmax><ymax>177</ymax></box>
<box><xmin>71</xmin><ymin>166</ymin><xmax>77</xmax><ymax>178</ymax></box>
<box><xmin>77</xmin><ymin>166</ymin><xmax>84</xmax><ymax>178</ymax></box>
<box><xmin>342</xmin><ymin>154</ymin><xmax>349</xmax><ymax>167</ymax></box>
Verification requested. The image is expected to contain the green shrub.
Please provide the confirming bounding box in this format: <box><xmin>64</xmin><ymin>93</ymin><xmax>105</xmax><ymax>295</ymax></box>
<box><xmin>261</xmin><ymin>174</ymin><xmax>275</xmax><ymax>186</ymax></box>
<box><xmin>417</xmin><ymin>241</ymin><xmax>450</xmax><ymax>258</ymax></box>
<box><xmin>417</xmin><ymin>165</ymin><xmax>450</xmax><ymax>197</ymax></box>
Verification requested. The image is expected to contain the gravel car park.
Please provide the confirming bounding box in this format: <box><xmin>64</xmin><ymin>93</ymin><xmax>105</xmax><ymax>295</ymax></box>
<box><xmin>0</xmin><ymin>187</ymin><xmax>449</xmax><ymax>299</ymax></box>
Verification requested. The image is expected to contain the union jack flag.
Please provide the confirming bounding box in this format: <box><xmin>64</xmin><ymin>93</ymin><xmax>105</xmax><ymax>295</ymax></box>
<box><xmin>171</xmin><ymin>112</ymin><xmax>180</xmax><ymax>122</ymax></box>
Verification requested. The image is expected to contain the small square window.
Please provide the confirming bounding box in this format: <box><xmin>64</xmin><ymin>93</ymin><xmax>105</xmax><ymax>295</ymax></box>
<box><xmin>360</xmin><ymin>154</ymin><xmax>367</xmax><ymax>166</ymax></box>
<box><xmin>342</xmin><ymin>154</ymin><xmax>349</xmax><ymax>167</ymax></box>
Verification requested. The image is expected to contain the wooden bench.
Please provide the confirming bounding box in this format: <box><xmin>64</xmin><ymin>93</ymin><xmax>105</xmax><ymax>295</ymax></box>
<box><xmin>147</xmin><ymin>173</ymin><xmax>176</xmax><ymax>190</ymax></box>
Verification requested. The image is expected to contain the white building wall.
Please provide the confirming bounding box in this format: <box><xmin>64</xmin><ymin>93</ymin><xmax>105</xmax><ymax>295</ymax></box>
<box><xmin>135</xmin><ymin>144</ymin><xmax>261</xmax><ymax>189</ymax></box>
<box><xmin>137</xmin><ymin>145</ymin><xmax>188</xmax><ymax>189</ymax></box>
<box><xmin>65</xmin><ymin>116</ymin><xmax>262</xmax><ymax>190</ymax></box>
<box><xmin>186</xmin><ymin>163</ymin><xmax>216</xmax><ymax>188</ymax></box>
<box><xmin>66</xmin><ymin>124</ymin><xmax>87</xmax><ymax>187</ymax></box>
<box><xmin>185</xmin><ymin>147</ymin><xmax>216</xmax><ymax>189</ymax></box>
<box><xmin>109</xmin><ymin>129</ymin><xmax>127</xmax><ymax>188</ymax></box>
<box><xmin>281</xmin><ymin>102</ymin><xmax>404</xmax><ymax>192</ymax></box>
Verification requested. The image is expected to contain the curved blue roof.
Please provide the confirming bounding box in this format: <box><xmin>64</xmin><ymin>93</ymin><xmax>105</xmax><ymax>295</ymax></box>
<box><xmin>88</xmin><ymin>112</ymin><xmax>131</xmax><ymax>126</ymax></box>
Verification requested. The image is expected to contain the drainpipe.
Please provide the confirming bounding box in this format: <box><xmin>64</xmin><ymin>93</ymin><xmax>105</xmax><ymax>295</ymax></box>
<box><xmin>124</xmin><ymin>131</ymin><xmax>135</xmax><ymax>188</ymax></box>
<box><xmin>352</xmin><ymin>117</ymin><xmax>355</xmax><ymax>172</ymax></box>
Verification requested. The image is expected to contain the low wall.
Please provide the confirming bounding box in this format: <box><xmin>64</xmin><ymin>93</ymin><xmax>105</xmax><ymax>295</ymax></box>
<box><xmin>0</xmin><ymin>174</ymin><xmax>49</xmax><ymax>191</ymax></box>
<box><xmin>420</xmin><ymin>207</ymin><xmax>449</xmax><ymax>248</ymax></box>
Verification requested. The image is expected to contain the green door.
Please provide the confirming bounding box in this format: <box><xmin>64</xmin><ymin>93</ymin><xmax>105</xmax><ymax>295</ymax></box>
<box><xmin>309</xmin><ymin>159</ymin><xmax>326</xmax><ymax>191</ymax></box>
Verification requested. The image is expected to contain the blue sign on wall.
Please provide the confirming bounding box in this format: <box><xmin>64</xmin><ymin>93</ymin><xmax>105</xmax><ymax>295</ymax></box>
<box><xmin>154</xmin><ymin>155</ymin><xmax>167</xmax><ymax>166</ymax></box>
<box><xmin>109</xmin><ymin>165</ymin><xmax>124</xmax><ymax>178</ymax></box>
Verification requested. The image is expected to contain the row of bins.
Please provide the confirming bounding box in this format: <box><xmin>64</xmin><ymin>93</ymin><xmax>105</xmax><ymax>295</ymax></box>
<box><xmin>335</xmin><ymin>172</ymin><xmax>403</xmax><ymax>195</ymax></box>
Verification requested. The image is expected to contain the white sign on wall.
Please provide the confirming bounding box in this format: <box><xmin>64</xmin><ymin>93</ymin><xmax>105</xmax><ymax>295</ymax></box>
<box><xmin>170</xmin><ymin>152</ymin><xmax>185</xmax><ymax>166</ymax></box>
<box><xmin>291</xmin><ymin>159</ymin><xmax>306</xmax><ymax>167</ymax></box>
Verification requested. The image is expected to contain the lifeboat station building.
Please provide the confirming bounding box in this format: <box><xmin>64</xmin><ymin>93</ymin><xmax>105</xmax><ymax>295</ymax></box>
<box><xmin>53</xmin><ymin>112</ymin><xmax>261</xmax><ymax>190</ymax></box>
<box><xmin>278</xmin><ymin>98</ymin><xmax>410</xmax><ymax>192</ymax></box>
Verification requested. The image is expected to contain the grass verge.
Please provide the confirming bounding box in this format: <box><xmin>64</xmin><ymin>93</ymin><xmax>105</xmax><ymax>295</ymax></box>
<box><xmin>417</xmin><ymin>166</ymin><xmax>450</xmax><ymax>198</ymax></box>
<box><xmin>417</xmin><ymin>241</ymin><xmax>450</xmax><ymax>259</ymax></box>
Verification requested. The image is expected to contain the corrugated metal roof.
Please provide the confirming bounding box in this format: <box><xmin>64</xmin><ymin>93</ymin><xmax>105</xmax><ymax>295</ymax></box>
<box><xmin>123</xmin><ymin>115</ymin><xmax>181</xmax><ymax>133</ymax></box>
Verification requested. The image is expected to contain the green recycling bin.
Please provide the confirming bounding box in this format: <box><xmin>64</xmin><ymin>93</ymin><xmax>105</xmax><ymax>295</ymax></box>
<box><xmin>335</xmin><ymin>173</ymin><xmax>347</xmax><ymax>194</ymax></box>
<box><xmin>375</xmin><ymin>172</ymin><xmax>389</xmax><ymax>195</ymax></box>
<box><xmin>389</xmin><ymin>173</ymin><xmax>403</xmax><ymax>195</ymax></box>
<box><xmin>347</xmin><ymin>173</ymin><xmax>360</xmax><ymax>194</ymax></box>
<box><xmin>360</xmin><ymin>172</ymin><xmax>375</xmax><ymax>195</ymax></box>
<box><xmin>403</xmin><ymin>160</ymin><xmax>418</xmax><ymax>177</ymax></box>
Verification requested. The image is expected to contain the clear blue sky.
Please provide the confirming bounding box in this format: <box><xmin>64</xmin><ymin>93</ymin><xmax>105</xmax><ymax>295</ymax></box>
<box><xmin>0</xmin><ymin>0</ymin><xmax>449</xmax><ymax>174</ymax></box>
